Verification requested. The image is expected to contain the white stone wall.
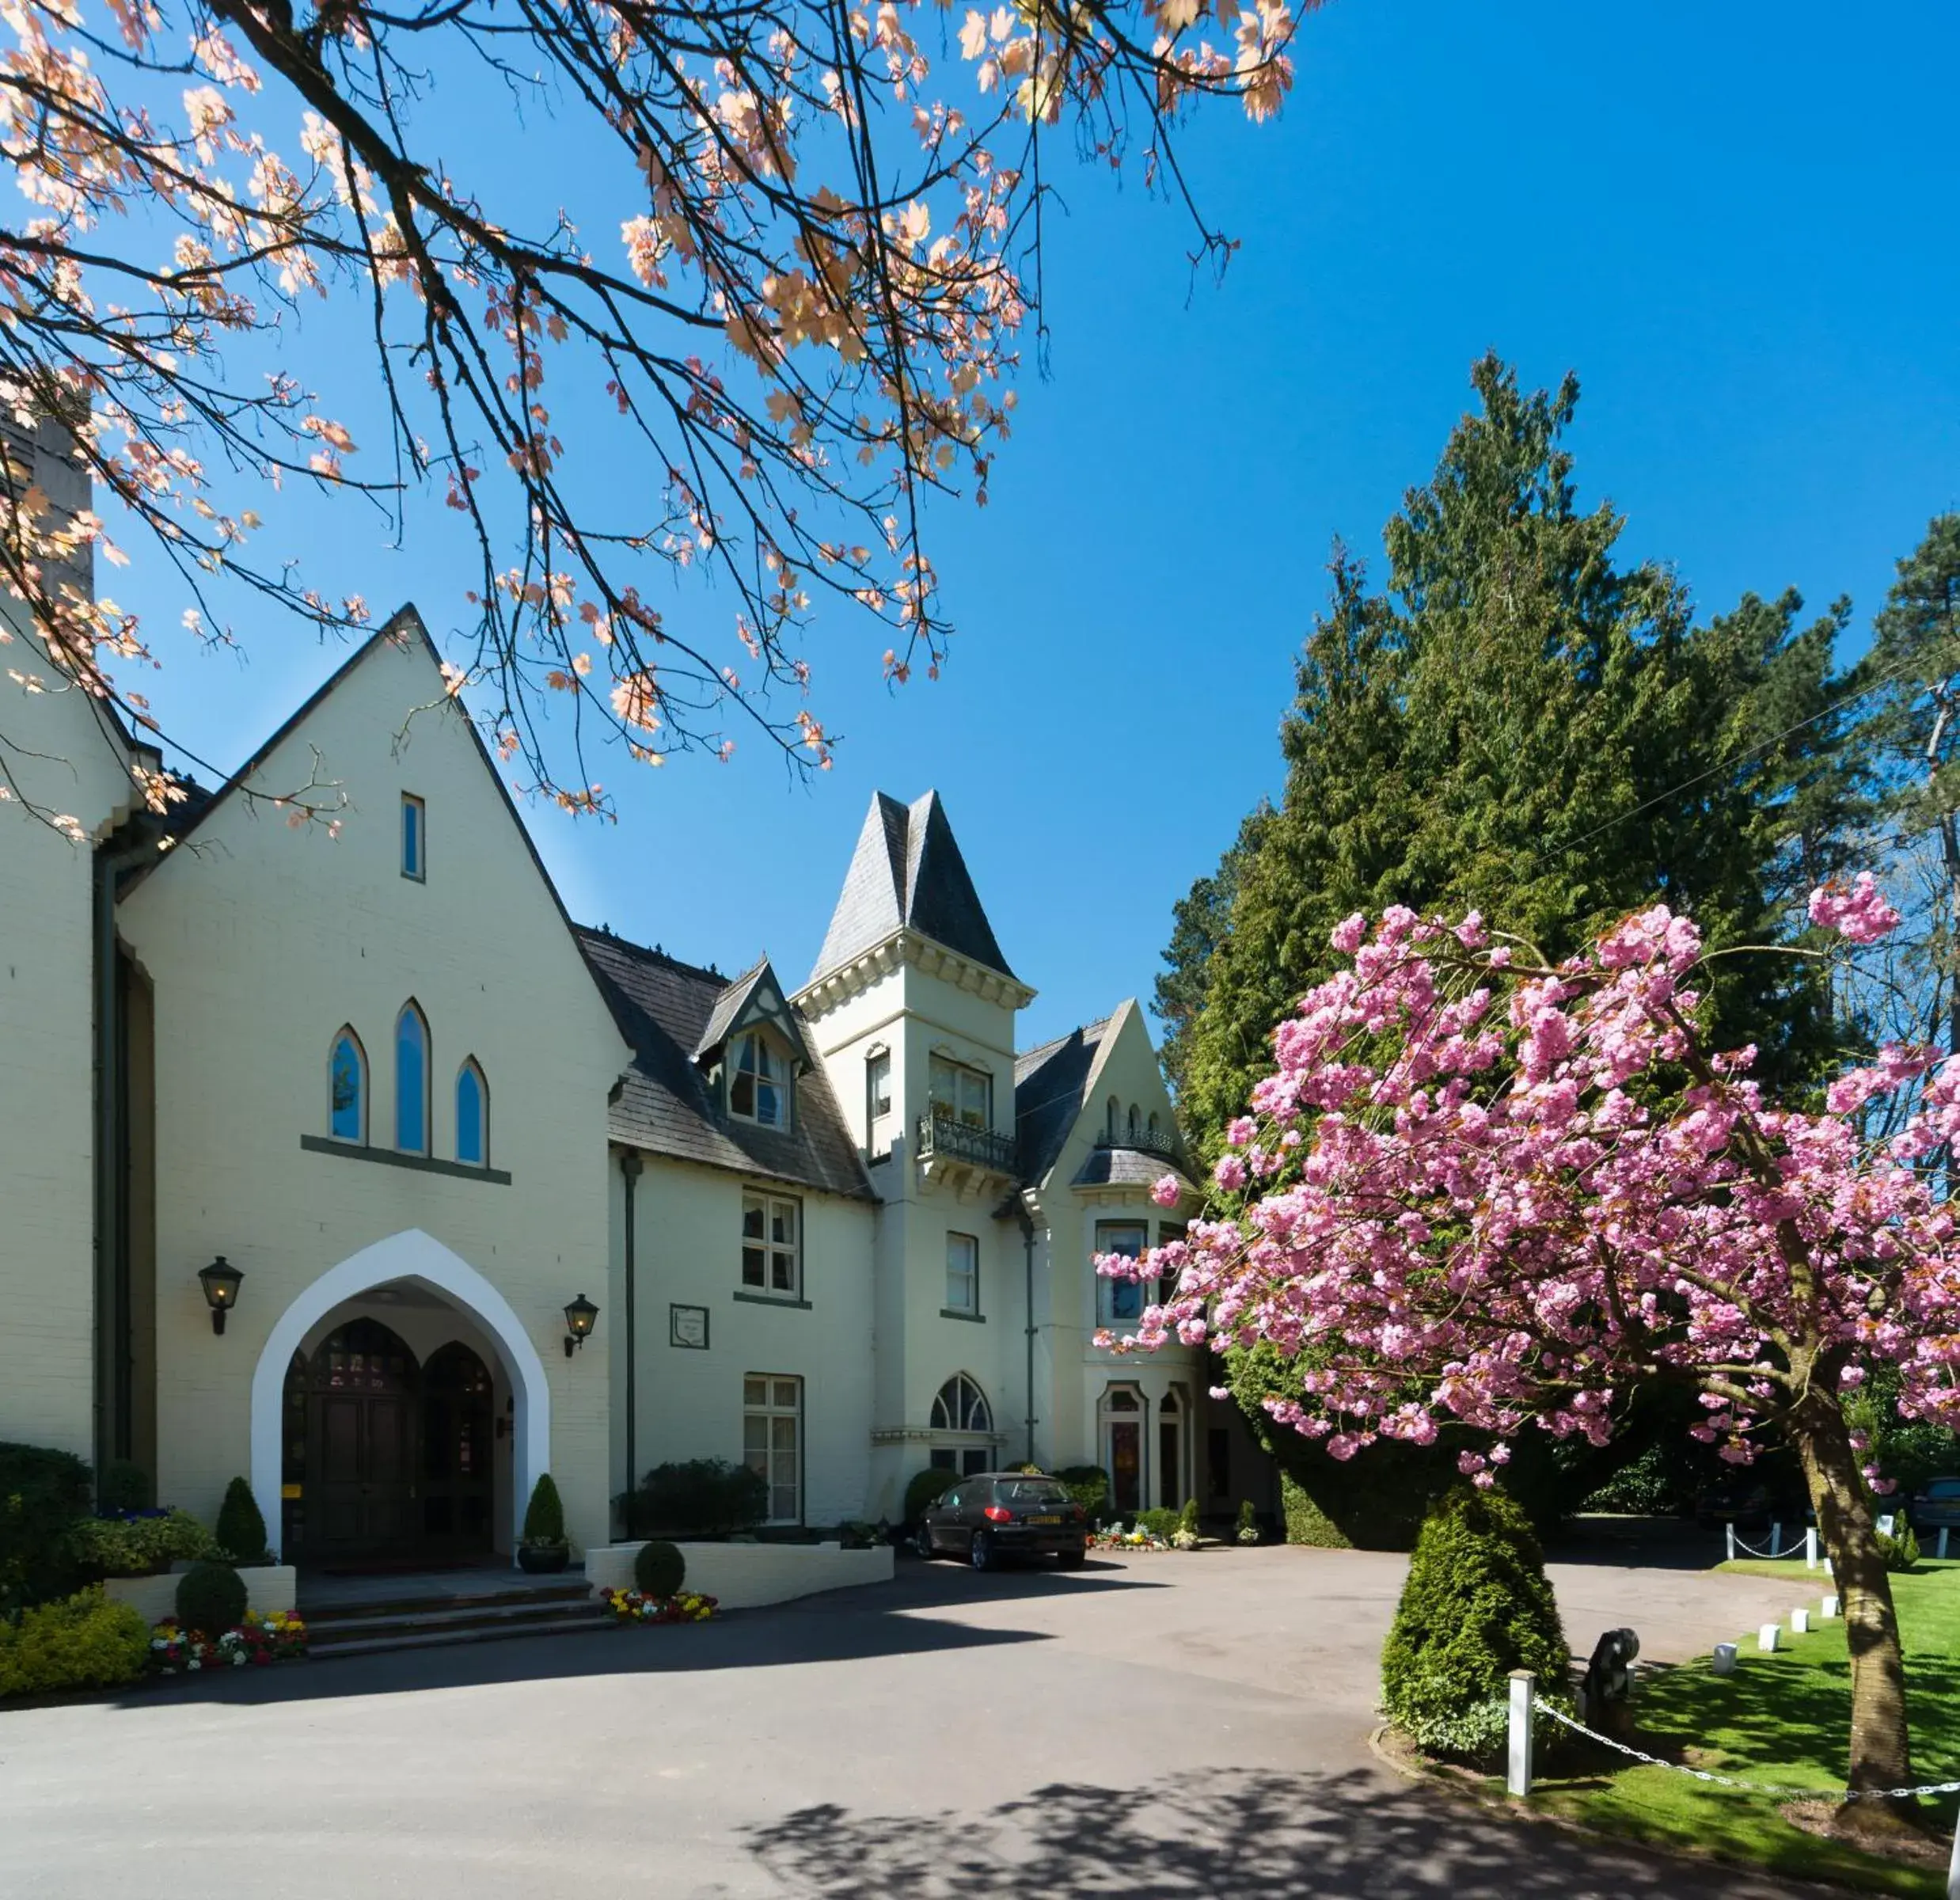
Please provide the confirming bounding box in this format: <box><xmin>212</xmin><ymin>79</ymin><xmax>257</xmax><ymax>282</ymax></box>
<box><xmin>609</xmin><ymin>1150</ymin><xmax>878</xmax><ymax>1527</ymax></box>
<box><xmin>116</xmin><ymin>626</ymin><xmax>631</xmax><ymax>1550</ymax></box>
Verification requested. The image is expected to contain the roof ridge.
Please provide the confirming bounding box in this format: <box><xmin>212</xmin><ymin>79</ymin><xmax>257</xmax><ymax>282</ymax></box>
<box><xmin>1017</xmin><ymin>1014</ymin><xmax>1111</xmax><ymax>1069</ymax></box>
<box><xmin>575</xmin><ymin>922</ymin><xmax>727</xmax><ymax>986</ymax></box>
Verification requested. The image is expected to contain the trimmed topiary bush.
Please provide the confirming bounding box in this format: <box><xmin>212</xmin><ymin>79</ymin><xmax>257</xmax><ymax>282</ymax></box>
<box><xmin>1281</xmin><ymin>1471</ymin><xmax>1352</xmax><ymax>1548</ymax></box>
<box><xmin>619</xmin><ymin>1459</ymin><xmax>767</xmax><ymax>1539</ymax></box>
<box><xmin>522</xmin><ymin>1472</ymin><xmax>568</xmax><ymax>1548</ymax></box>
<box><xmin>1878</xmin><ymin>1522</ymin><xmax>1921</xmax><ymax>1572</ymax></box>
<box><xmin>634</xmin><ymin>1539</ymin><xmax>686</xmax><ymax>1598</ymax></box>
<box><xmin>215</xmin><ymin>1477</ymin><xmax>272</xmax><ymax>1565</ymax></box>
<box><xmin>0</xmin><ymin>1441</ymin><xmax>94</xmax><ymax>1608</ymax></box>
<box><xmin>174</xmin><ymin>1560</ymin><xmax>249</xmax><ymax>1636</ymax></box>
<box><xmin>0</xmin><ymin>1587</ymin><xmax>150</xmax><ymax>1697</ymax></box>
<box><xmin>1381</xmin><ymin>1485</ymin><xmax>1571</xmax><ymax>1765</ymax></box>
<box><xmin>1179</xmin><ymin>1496</ymin><xmax>1200</xmax><ymax>1538</ymax></box>
<box><xmin>903</xmin><ymin>1467</ymin><xmax>958</xmax><ymax>1524</ymax></box>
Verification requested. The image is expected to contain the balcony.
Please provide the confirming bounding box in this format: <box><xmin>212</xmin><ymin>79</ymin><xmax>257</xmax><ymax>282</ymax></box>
<box><xmin>1096</xmin><ymin>1128</ymin><xmax>1184</xmax><ymax>1165</ymax></box>
<box><xmin>916</xmin><ymin>1112</ymin><xmax>1019</xmax><ymax>1195</ymax></box>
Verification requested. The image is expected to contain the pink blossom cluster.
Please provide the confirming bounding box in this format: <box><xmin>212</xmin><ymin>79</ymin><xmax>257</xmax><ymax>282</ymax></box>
<box><xmin>1105</xmin><ymin>884</ymin><xmax>1960</xmax><ymax>1479</ymax></box>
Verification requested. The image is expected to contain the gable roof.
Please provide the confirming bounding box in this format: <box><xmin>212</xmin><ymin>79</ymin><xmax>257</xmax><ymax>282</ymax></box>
<box><xmin>1013</xmin><ymin>1016</ymin><xmax>1111</xmax><ymax>1186</ymax></box>
<box><xmin>808</xmin><ymin>789</ymin><xmax>1015</xmax><ymax>987</ymax></box>
<box><xmin>579</xmin><ymin>926</ymin><xmax>874</xmax><ymax>1202</ymax></box>
<box><xmin>690</xmin><ymin>957</ymin><xmax>814</xmax><ymax>1070</ymax></box>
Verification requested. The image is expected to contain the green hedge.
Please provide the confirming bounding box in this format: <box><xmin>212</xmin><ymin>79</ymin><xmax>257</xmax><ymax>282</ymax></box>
<box><xmin>71</xmin><ymin>1509</ymin><xmax>218</xmax><ymax>1580</ymax></box>
<box><xmin>1054</xmin><ymin>1465</ymin><xmax>1110</xmax><ymax>1521</ymax></box>
<box><xmin>0</xmin><ymin>1587</ymin><xmax>150</xmax><ymax>1697</ymax></box>
<box><xmin>1381</xmin><ymin>1485</ymin><xmax>1571</xmax><ymax>1763</ymax></box>
<box><xmin>1281</xmin><ymin>1472</ymin><xmax>1352</xmax><ymax>1548</ymax></box>
<box><xmin>903</xmin><ymin>1468</ymin><xmax>958</xmax><ymax>1524</ymax></box>
<box><xmin>0</xmin><ymin>1442</ymin><xmax>93</xmax><ymax>1608</ymax></box>
<box><xmin>619</xmin><ymin>1459</ymin><xmax>768</xmax><ymax>1538</ymax></box>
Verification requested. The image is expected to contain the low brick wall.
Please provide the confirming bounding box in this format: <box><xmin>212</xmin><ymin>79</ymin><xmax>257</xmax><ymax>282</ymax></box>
<box><xmin>584</xmin><ymin>1541</ymin><xmax>892</xmax><ymax>1609</ymax></box>
<box><xmin>102</xmin><ymin>1564</ymin><xmax>298</xmax><ymax>1624</ymax></box>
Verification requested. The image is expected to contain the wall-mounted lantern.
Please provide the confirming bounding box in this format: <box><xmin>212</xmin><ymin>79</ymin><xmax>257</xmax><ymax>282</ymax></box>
<box><xmin>197</xmin><ymin>1256</ymin><xmax>244</xmax><ymax>1336</ymax></box>
<box><xmin>563</xmin><ymin>1293</ymin><xmax>599</xmax><ymax>1358</ymax></box>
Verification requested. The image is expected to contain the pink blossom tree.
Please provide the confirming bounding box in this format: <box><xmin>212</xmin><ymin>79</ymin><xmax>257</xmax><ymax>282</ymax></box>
<box><xmin>0</xmin><ymin>0</ymin><xmax>1304</xmax><ymax>826</ymax></box>
<box><xmin>1109</xmin><ymin>873</ymin><xmax>1956</xmax><ymax>1815</ymax></box>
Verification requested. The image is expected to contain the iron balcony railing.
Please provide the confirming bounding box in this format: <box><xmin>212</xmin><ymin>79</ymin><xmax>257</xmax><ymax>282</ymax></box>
<box><xmin>1096</xmin><ymin>1128</ymin><xmax>1184</xmax><ymax>1164</ymax></box>
<box><xmin>916</xmin><ymin>1112</ymin><xmax>1019</xmax><ymax>1176</ymax></box>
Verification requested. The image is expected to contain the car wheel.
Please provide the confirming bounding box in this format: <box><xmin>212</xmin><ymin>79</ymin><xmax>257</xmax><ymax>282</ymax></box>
<box><xmin>969</xmin><ymin>1530</ymin><xmax>993</xmax><ymax>1572</ymax></box>
<box><xmin>914</xmin><ymin>1523</ymin><xmax>935</xmax><ymax>1560</ymax></box>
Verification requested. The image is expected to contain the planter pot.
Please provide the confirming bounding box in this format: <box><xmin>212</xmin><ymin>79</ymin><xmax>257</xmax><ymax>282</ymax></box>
<box><xmin>517</xmin><ymin>1545</ymin><xmax>569</xmax><ymax>1575</ymax></box>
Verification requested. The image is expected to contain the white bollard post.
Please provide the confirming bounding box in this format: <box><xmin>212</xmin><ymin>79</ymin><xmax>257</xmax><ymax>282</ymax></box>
<box><xmin>1726</xmin><ymin>1521</ymin><xmax>1737</xmax><ymax>1562</ymax></box>
<box><xmin>1757</xmin><ymin>1623</ymin><xmax>1780</xmax><ymax>1652</ymax></box>
<box><xmin>1941</xmin><ymin>1527</ymin><xmax>1951</xmax><ymax>1563</ymax></box>
<box><xmin>1711</xmin><ymin>1643</ymin><xmax>1738</xmax><ymax>1675</ymax></box>
<box><xmin>1805</xmin><ymin>1527</ymin><xmax>1818</xmax><ymax>1569</ymax></box>
<box><xmin>1770</xmin><ymin>1521</ymin><xmax>1782</xmax><ymax>1559</ymax></box>
<box><xmin>1507</xmin><ymin>1670</ymin><xmax>1535</xmax><ymax>1798</ymax></box>
<box><xmin>1948</xmin><ymin>1798</ymin><xmax>1960</xmax><ymax>1900</ymax></box>
<box><xmin>1821</xmin><ymin>1594</ymin><xmax>1840</xmax><ymax>1620</ymax></box>
<box><xmin>1791</xmin><ymin>1608</ymin><xmax>1811</xmax><ymax>1634</ymax></box>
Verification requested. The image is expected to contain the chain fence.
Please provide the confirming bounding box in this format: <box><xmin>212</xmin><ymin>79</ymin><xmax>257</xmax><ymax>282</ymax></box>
<box><xmin>1530</xmin><ymin>1697</ymin><xmax>1960</xmax><ymax>1803</ymax></box>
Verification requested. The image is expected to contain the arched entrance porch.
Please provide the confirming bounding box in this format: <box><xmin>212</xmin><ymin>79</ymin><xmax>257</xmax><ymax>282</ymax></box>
<box><xmin>249</xmin><ymin>1229</ymin><xmax>549</xmax><ymax>1565</ymax></box>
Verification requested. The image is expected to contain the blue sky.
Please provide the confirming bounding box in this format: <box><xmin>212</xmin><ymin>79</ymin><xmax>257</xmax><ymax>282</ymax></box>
<box><xmin>116</xmin><ymin>1</ymin><xmax>1960</xmax><ymax>1047</ymax></box>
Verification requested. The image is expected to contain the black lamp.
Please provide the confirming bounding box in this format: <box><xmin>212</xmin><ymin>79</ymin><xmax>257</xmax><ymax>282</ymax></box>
<box><xmin>198</xmin><ymin>1256</ymin><xmax>244</xmax><ymax>1335</ymax></box>
<box><xmin>563</xmin><ymin>1293</ymin><xmax>598</xmax><ymax>1358</ymax></box>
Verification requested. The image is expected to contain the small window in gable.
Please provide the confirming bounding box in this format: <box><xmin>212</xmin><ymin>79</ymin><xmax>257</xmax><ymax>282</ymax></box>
<box><xmin>730</xmin><ymin>1030</ymin><xmax>790</xmax><ymax>1130</ymax></box>
<box><xmin>329</xmin><ymin>1028</ymin><xmax>367</xmax><ymax>1143</ymax></box>
<box><xmin>401</xmin><ymin>793</ymin><xmax>426</xmax><ymax>881</ymax></box>
<box><xmin>456</xmin><ymin>1059</ymin><xmax>488</xmax><ymax>1166</ymax></box>
<box><xmin>396</xmin><ymin>1001</ymin><xmax>430</xmax><ymax>1154</ymax></box>
<box><xmin>1106</xmin><ymin>1096</ymin><xmax>1120</xmax><ymax>1142</ymax></box>
<box><xmin>1128</xmin><ymin>1103</ymin><xmax>1141</xmax><ymax>1141</ymax></box>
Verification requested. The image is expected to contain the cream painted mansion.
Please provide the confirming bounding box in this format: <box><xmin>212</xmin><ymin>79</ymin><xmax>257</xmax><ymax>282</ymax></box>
<box><xmin>1</xmin><ymin>439</ymin><xmax>1274</xmax><ymax>1564</ymax></box>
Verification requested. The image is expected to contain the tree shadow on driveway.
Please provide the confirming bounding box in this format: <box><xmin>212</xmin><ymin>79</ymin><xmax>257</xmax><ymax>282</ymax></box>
<box><xmin>82</xmin><ymin>1558</ymin><xmax>1166</xmax><ymax>1715</ymax></box>
<box><xmin>743</xmin><ymin>1765</ymin><xmax>1783</xmax><ymax>1900</ymax></box>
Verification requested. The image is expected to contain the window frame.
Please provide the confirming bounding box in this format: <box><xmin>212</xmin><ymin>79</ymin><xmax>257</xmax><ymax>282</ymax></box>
<box><xmin>394</xmin><ymin>1001</ymin><xmax>431</xmax><ymax>1156</ymax></box>
<box><xmin>739</xmin><ymin>1190</ymin><xmax>803</xmax><ymax>1300</ymax></box>
<box><xmin>944</xmin><ymin>1231</ymin><xmax>979</xmax><ymax>1316</ymax></box>
<box><xmin>729</xmin><ymin>1028</ymin><xmax>792</xmax><ymax>1130</ymax></box>
<box><xmin>742</xmin><ymin>1373</ymin><xmax>803</xmax><ymax>1526</ymax></box>
<box><xmin>865</xmin><ymin>1047</ymin><xmax>892</xmax><ymax>1150</ymax></box>
<box><xmin>400</xmin><ymin>792</ymin><xmax>426</xmax><ymax>882</ymax></box>
<box><xmin>455</xmin><ymin>1058</ymin><xmax>489</xmax><ymax>1167</ymax></box>
<box><xmin>928</xmin><ymin>1372</ymin><xmax>994</xmax><ymax>1476</ymax></box>
<box><xmin>329</xmin><ymin>1027</ymin><xmax>367</xmax><ymax>1145</ymax></box>
<box><xmin>1095</xmin><ymin>1218</ymin><xmax>1149</xmax><ymax>1327</ymax></box>
<box><xmin>927</xmin><ymin>1054</ymin><xmax>992</xmax><ymax>1130</ymax></box>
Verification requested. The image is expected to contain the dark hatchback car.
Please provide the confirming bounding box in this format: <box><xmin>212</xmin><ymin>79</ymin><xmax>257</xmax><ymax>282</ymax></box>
<box><xmin>1909</xmin><ymin>1476</ymin><xmax>1960</xmax><ymax>1536</ymax></box>
<box><xmin>914</xmin><ymin>1473</ymin><xmax>1089</xmax><ymax>1570</ymax></box>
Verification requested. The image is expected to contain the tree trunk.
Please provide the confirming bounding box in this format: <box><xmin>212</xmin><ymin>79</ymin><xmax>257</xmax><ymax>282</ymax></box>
<box><xmin>1787</xmin><ymin>1390</ymin><xmax>1914</xmax><ymax>1825</ymax></box>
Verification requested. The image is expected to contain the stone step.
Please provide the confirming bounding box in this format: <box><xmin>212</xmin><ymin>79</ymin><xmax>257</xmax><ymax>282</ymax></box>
<box><xmin>309</xmin><ymin>1608</ymin><xmax>617</xmax><ymax>1660</ymax></box>
<box><xmin>305</xmin><ymin>1594</ymin><xmax>602</xmax><ymax>1644</ymax></box>
<box><xmin>302</xmin><ymin>1581</ymin><xmax>592</xmax><ymax>1628</ymax></box>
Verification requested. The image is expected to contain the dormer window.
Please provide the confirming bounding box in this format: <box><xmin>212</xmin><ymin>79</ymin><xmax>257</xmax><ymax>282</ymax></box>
<box><xmin>731</xmin><ymin>1030</ymin><xmax>790</xmax><ymax>1130</ymax></box>
<box><xmin>929</xmin><ymin>1055</ymin><xmax>991</xmax><ymax>1130</ymax></box>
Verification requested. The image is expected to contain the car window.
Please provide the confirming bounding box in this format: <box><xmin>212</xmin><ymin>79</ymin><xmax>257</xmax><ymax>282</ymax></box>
<box><xmin>997</xmin><ymin>1480</ymin><xmax>1073</xmax><ymax>1507</ymax></box>
<box><xmin>940</xmin><ymin>1489</ymin><xmax>961</xmax><ymax>1510</ymax></box>
<box><xmin>1930</xmin><ymin>1479</ymin><xmax>1960</xmax><ymax>1497</ymax></box>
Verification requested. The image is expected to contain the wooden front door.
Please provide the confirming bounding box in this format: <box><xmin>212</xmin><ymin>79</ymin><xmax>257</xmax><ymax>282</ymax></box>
<box><xmin>294</xmin><ymin>1319</ymin><xmax>422</xmax><ymax>1559</ymax></box>
<box><xmin>420</xmin><ymin>1342</ymin><xmax>495</xmax><ymax>1552</ymax></box>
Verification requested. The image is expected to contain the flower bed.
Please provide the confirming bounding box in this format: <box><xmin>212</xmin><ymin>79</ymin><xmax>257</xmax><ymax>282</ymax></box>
<box><xmin>1090</xmin><ymin>1526</ymin><xmax>1170</xmax><ymax>1552</ymax></box>
<box><xmin>150</xmin><ymin>1609</ymin><xmax>308</xmax><ymax>1675</ymax></box>
<box><xmin>602</xmin><ymin>1587</ymin><xmax>717</xmax><ymax>1624</ymax></box>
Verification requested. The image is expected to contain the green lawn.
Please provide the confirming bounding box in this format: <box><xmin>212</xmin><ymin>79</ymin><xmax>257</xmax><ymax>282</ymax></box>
<box><xmin>1525</xmin><ymin>1558</ymin><xmax>1960</xmax><ymax>1896</ymax></box>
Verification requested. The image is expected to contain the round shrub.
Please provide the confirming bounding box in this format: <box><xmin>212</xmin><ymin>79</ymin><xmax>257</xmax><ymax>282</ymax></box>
<box><xmin>634</xmin><ymin>1539</ymin><xmax>686</xmax><ymax>1598</ymax></box>
<box><xmin>903</xmin><ymin>1467</ymin><xmax>958</xmax><ymax>1523</ymax></box>
<box><xmin>0</xmin><ymin>1588</ymin><xmax>150</xmax><ymax>1697</ymax></box>
<box><xmin>175</xmin><ymin>1560</ymin><xmax>248</xmax><ymax>1636</ymax></box>
<box><xmin>215</xmin><ymin>1477</ymin><xmax>271</xmax><ymax>1565</ymax></box>
<box><xmin>1381</xmin><ymin>1484</ymin><xmax>1571</xmax><ymax>1764</ymax></box>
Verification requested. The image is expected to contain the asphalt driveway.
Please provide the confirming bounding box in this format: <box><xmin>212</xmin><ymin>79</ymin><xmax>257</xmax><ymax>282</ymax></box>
<box><xmin>0</xmin><ymin>1545</ymin><xmax>1819</xmax><ymax>1899</ymax></box>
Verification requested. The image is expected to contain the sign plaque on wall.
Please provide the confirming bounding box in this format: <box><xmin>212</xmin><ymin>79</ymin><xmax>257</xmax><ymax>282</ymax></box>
<box><xmin>669</xmin><ymin>1303</ymin><xmax>710</xmax><ymax>1350</ymax></box>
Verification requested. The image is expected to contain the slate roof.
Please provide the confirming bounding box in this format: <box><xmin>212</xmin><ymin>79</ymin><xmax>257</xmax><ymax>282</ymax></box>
<box><xmin>1013</xmin><ymin>1017</ymin><xmax>1110</xmax><ymax>1187</ymax></box>
<box><xmin>807</xmin><ymin>790</ymin><xmax>1016</xmax><ymax>987</ymax></box>
<box><xmin>1071</xmin><ymin>1146</ymin><xmax>1199</xmax><ymax>1197</ymax></box>
<box><xmin>577</xmin><ymin>926</ymin><xmax>875</xmax><ymax>1202</ymax></box>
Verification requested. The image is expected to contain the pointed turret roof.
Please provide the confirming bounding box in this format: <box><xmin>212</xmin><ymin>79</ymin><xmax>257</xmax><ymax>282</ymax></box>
<box><xmin>807</xmin><ymin>789</ymin><xmax>1016</xmax><ymax>986</ymax></box>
